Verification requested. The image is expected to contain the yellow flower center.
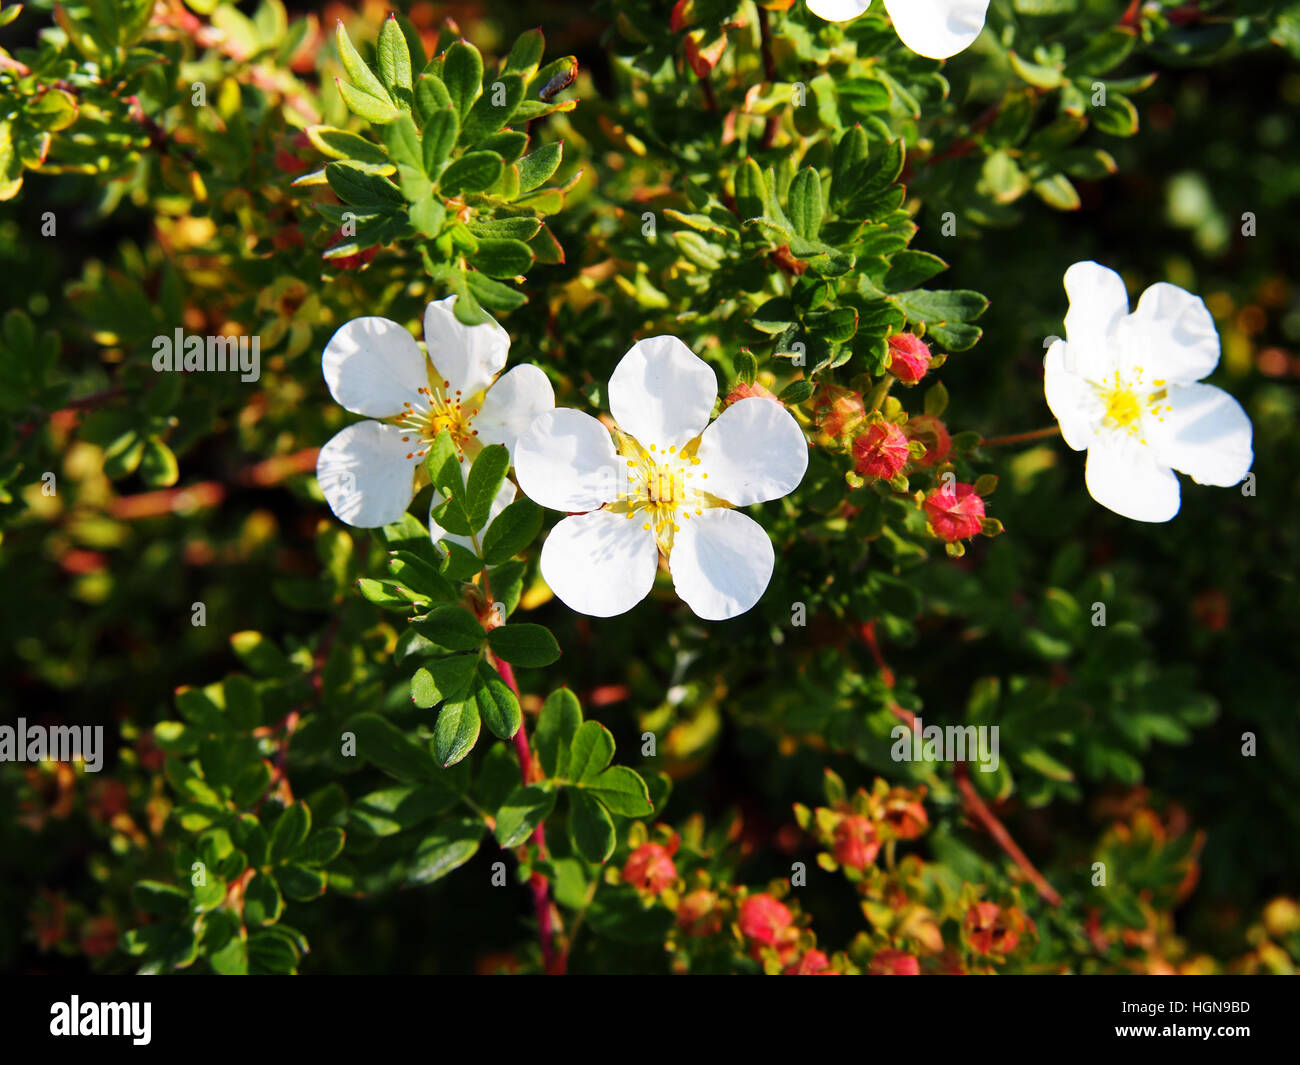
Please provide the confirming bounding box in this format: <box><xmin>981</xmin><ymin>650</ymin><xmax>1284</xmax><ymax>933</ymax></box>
<box><xmin>609</xmin><ymin>435</ymin><xmax>712</xmax><ymax>555</ymax></box>
<box><xmin>1092</xmin><ymin>368</ymin><xmax>1170</xmax><ymax>442</ymax></box>
<box><xmin>392</xmin><ymin>380</ymin><xmax>481</xmax><ymax>460</ymax></box>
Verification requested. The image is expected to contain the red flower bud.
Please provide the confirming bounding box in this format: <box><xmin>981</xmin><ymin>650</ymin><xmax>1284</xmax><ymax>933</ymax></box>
<box><xmin>677</xmin><ymin>890</ymin><xmax>723</xmax><ymax>937</ymax></box>
<box><xmin>924</xmin><ymin>481</ymin><xmax>986</xmax><ymax>542</ymax></box>
<box><xmin>786</xmin><ymin>949</ymin><xmax>833</xmax><ymax>975</ymax></box>
<box><xmin>813</xmin><ymin>384</ymin><xmax>866</xmax><ymax>440</ymax></box>
<box><xmin>738</xmin><ymin>894</ymin><xmax>793</xmax><ymax>946</ymax></box>
<box><xmin>904</xmin><ymin>413</ymin><xmax>951</xmax><ymax>468</ymax></box>
<box><xmin>964</xmin><ymin>902</ymin><xmax>1026</xmax><ymax>955</ymax></box>
<box><xmin>852</xmin><ymin>421</ymin><xmax>910</xmax><ymax>480</ymax></box>
<box><xmin>622</xmin><ymin>842</ymin><xmax>677</xmax><ymax>894</ymax></box>
<box><xmin>725</xmin><ymin>381</ymin><xmax>779</xmax><ymax>406</ymax></box>
<box><xmin>887</xmin><ymin>333</ymin><xmax>932</xmax><ymax>385</ymax></box>
<box><xmin>832</xmin><ymin>814</ymin><xmax>881</xmax><ymax>870</ymax></box>
<box><xmin>869</xmin><ymin>949</ymin><xmax>921</xmax><ymax>975</ymax></box>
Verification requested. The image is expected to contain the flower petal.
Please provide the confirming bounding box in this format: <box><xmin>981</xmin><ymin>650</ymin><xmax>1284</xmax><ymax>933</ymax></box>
<box><xmin>608</xmin><ymin>336</ymin><xmax>717</xmax><ymax>450</ymax></box>
<box><xmin>669</xmin><ymin>509</ymin><xmax>775</xmax><ymax>621</ymax></box>
<box><xmin>1084</xmin><ymin>436</ymin><xmax>1180</xmax><ymax>523</ymax></box>
<box><xmin>694</xmin><ymin>397</ymin><xmax>809</xmax><ymax>506</ymax></box>
<box><xmin>474</xmin><ymin>364</ymin><xmax>555</xmax><ymax>457</ymax></box>
<box><xmin>514</xmin><ymin>408</ymin><xmax>621</xmax><ymax>513</ymax></box>
<box><xmin>317</xmin><ymin>421</ymin><xmax>419</xmax><ymax>528</ymax></box>
<box><xmin>322</xmin><ymin>317</ymin><xmax>427</xmax><ymax>418</ymax></box>
<box><xmin>806</xmin><ymin>0</ymin><xmax>871</xmax><ymax>21</ymax></box>
<box><xmin>1043</xmin><ymin>338</ymin><xmax>1100</xmax><ymax>451</ymax></box>
<box><xmin>540</xmin><ymin>510</ymin><xmax>659</xmax><ymax>617</ymax></box>
<box><xmin>429</xmin><ymin>461</ymin><xmax>516</xmax><ymax>551</ymax></box>
<box><xmin>423</xmin><ymin>296</ymin><xmax>510</xmax><ymax>398</ymax></box>
<box><xmin>1147</xmin><ymin>382</ymin><xmax>1253</xmax><ymax>487</ymax></box>
<box><xmin>1118</xmin><ymin>282</ymin><xmax>1221</xmax><ymax>384</ymax></box>
<box><xmin>1062</xmin><ymin>261</ymin><xmax>1130</xmax><ymax>378</ymax></box>
<box><xmin>884</xmin><ymin>0</ymin><xmax>990</xmax><ymax>60</ymax></box>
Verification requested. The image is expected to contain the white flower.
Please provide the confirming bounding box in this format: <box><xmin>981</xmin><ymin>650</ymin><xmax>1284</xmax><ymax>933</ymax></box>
<box><xmin>1044</xmin><ymin>261</ymin><xmax>1253</xmax><ymax>523</ymax></box>
<box><xmin>316</xmin><ymin>296</ymin><xmax>553</xmax><ymax>529</ymax></box>
<box><xmin>806</xmin><ymin>0</ymin><xmax>991</xmax><ymax>60</ymax></box>
<box><xmin>513</xmin><ymin>337</ymin><xmax>808</xmax><ymax>621</ymax></box>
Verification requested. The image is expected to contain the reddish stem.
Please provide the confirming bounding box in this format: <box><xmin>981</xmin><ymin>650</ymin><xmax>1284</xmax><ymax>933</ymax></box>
<box><xmin>979</xmin><ymin>426</ymin><xmax>1061</xmax><ymax>448</ymax></box>
<box><xmin>955</xmin><ymin>763</ymin><xmax>1062</xmax><ymax>907</ymax></box>
<box><xmin>493</xmin><ymin>655</ymin><xmax>565</xmax><ymax>974</ymax></box>
<box><xmin>858</xmin><ymin>624</ymin><xmax>1061</xmax><ymax>907</ymax></box>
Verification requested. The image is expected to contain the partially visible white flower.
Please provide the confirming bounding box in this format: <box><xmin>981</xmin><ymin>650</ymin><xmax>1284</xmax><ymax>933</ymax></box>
<box><xmin>316</xmin><ymin>296</ymin><xmax>553</xmax><ymax>529</ymax></box>
<box><xmin>1044</xmin><ymin>261</ymin><xmax>1253</xmax><ymax>523</ymax></box>
<box><xmin>513</xmin><ymin>337</ymin><xmax>808</xmax><ymax>621</ymax></box>
<box><xmin>806</xmin><ymin>0</ymin><xmax>990</xmax><ymax>61</ymax></box>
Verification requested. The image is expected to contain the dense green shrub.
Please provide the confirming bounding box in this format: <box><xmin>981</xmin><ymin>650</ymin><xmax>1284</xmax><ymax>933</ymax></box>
<box><xmin>2</xmin><ymin>0</ymin><xmax>1297</xmax><ymax>974</ymax></box>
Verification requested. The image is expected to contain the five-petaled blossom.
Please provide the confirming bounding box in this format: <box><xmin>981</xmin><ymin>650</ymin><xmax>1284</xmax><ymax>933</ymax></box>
<box><xmin>1044</xmin><ymin>262</ymin><xmax>1253</xmax><ymax>523</ymax></box>
<box><xmin>316</xmin><ymin>297</ymin><xmax>553</xmax><ymax>530</ymax></box>
<box><xmin>513</xmin><ymin>337</ymin><xmax>808</xmax><ymax>621</ymax></box>
<box><xmin>806</xmin><ymin>0</ymin><xmax>991</xmax><ymax>61</ymax></box>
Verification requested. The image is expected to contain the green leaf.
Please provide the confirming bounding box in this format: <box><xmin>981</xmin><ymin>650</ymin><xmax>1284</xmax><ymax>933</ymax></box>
<box><xmin>421</xmin><ymin>107</ymin><xmax>458</xmax><ymax>173</ymax></box>
<box><xmin>440</xmin><ymin>151</ymin><xmax>505</xmax><ymax>195</ymax></box>
<box><xmin>326</xmin><ymin>160</ymin><xmax>403</xmax><ymax>207</ymax></box>
<box><xmin>336</xmin><ymin>78</ymin><xmax>401</xmax><ymax>124</ymax></box>
<box><xmin>830</xmin><ymin>124</ymin><xmax>869</xmax><ymax>205</ymax></box>
<box><xmin>566</xmin><ymin>720</ymin><xmax>614</xmax><ymax>782</ymax></box>
<box><xmin>464</xmin><ymin>271</ymin><xmax>528</xmax><ymax>312</ymax></box>
<box><xmin>788</xmin><ymin>167</ymin><xmax>823</xmax><ymax>240</ymax></box>
<box><xmin>779</xmin><ymin>380</ymin><xmax>814</xmax><ymax>405</ymax></box>
<box><xmin>131</xmin><ymin>880</ymin><xmax>191</xmax><ymax>919</ymax></box>
<box><xmin>461</xmin><ymin>73</ymin><xmax>524</xmax><ymax>143</ymax></box>
<box><xmin>347</xmin><ymin>712</ymin><xmax>442</xmax><ymax>783</ymax></box>
<box><xmin>464</xmin><ymin>444</ymin><xmax>510</xmax><ymax>531</ymax></box>
<box><xmin>884</xmin><ymin>251</ymin><xmax>947</xmax><ymax>292</ymax></box>
<box><xmin>297</xmin><ymin>827</ymin><xmax>346</xmax><ymax>866</ymax></box>
<box><xmin>1092</xmin><ymin>93</ymin><xmax>1139</xmax><ymax>137</ymax></box>
<box><xmin>154</xmin><ymin>720</ymin><xmax>199</xmax><ymax>755</ymax></box>
<box><xmin>415</xmin><ymin>73</ymin><xmax>452</xmax><ymax>123</ymax></box>
<box><xmin>442</xmin><ymin>40</ymin><xmax>484</xmax><ymax>120</ymax></box>
<box><xmin>377</xmin><ymin>14</ymin><xmax>413</xmax><ymax>98</ymax></box>
<box><xmin>1032</xmin><ymin>172</ymin><xmax>1081</xmax><ymax>211</ymax></box>
<box><xmin>415</xmin><ymin>604</ymin><xmax>486</xmax><ymax>652</ymax></box>
<box><xmin>388</xmin><ymin>551</ymin><xmax>455</xmax><ymax>602</ymax></box>
<box><xmin>469</xmin><ymin>216</ymin><xmax>542</xmax><ymax>240</ymax></box>
<box><xmin>243</xmin><ymin>872</ymin><xmax>283</xmax><ymax>926</ymax></box>
<box><xmin>537</xmin><ymin>688</ymin><xmax>582</xmax><ymax>778</ymax></box>
<box><xmin>307</xmin><ymin>125</ymin><xmax>390</xmax><ymax>164</ymax></box>
<box><xmin>357</xmin><ymin>577</ymin><xmax>420</xmax><ymax>611</ymax></box>
<box><xmin>474</xmin><ymin>660</ymin><xmax>522</xmax><ymax>739</ymax></box>
<box><xmin>734</xmin><ymin>156</ymin><xmax>765</xmax><ymax>219</ymax></box>
<box><xmin>411</xmin><ymin>653</ymin><xmax>478</xmax><ymax>708</ymax></box>
<box><xmin>407</xmin><ymin>819</ymin><xmax>484</xmax><ymax>884</ymax></box>
<box><xmin>579</xmin><ymin>765</ymin><xmax>653</xmax><ymax>817</ymax></box>
<box><xmin>569</xmin><ymin>790</ymin><xmax>616</xmax><ymax>863</ymax></box>
<box><xmin>248</xmin><ymin>930</ymin><xmax>299</xmax><ymax>974</ymax></box>
<box><xmin>434</xmin><ymin>697</ymin><xmax>481</xmax><ymax>766</ymax></box>
<box><xmin>517</xmin><ymin>141</ymin><xmax>562</xmax><ymax>192</ymax></box>
<box><xmin>278</xmin><ymin>863</ymin><xmax>327</xmax><ymax>901</ymax></box>
<box><xmin>505</xmin><ymin>28</ymin><xmax>545</xmax><ymax>77</ymax></box>
<box><xmin>269</xmin><ymin>802</ymin><xmax>311</xmax><ymax>863</ymax></box>
<box><xmin>351</xmin><ymin>784</ymin><xmax>460</xmax><ymax>835</ymax></box>
<box><xmin>335</xmin><ymin>19</ymin><xmax>389</xmax><ymax>100</ymax></box>
<box><xmin>481</xmin><ymin>498</ymin><xmax>542</xmax><ymax>565</ymax></box>
<box><xmin>487</xmin><ymin>624</ymin><xmax>561</xmax><ymax>668</ymax></box>
<box><xmin>473</xmin><ymin>238</ymin><xmax>533</xmax><ymax>278</ymax></box>
<box><xmin>894</xmin><ymin>289</ymin><xmax>989</xmax><ymax>327</ymax></box>
<box><xmin>494</xmin><ymin>784</ymin><xmax>556</xmax><ymax>847</ymax></box>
